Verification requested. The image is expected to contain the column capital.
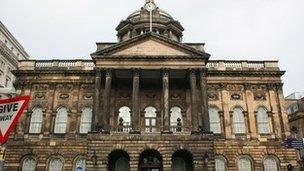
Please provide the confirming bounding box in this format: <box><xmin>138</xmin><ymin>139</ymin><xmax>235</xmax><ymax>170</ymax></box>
<box><xmin>162</xmin><ymin>68</ymin><xmax>170</xmax><ymax>77</ymax></box>
<box><xmin>132</xmin><ymin>68</ymin><xmax>141</xmax><ymax>77</ymax></box>
<box><xmin>188</xmin><ymin>68</ymin><xmax>199</xmax><ymax>76</ymax></box>
<box><xmin>199</xmin><ymin>68</ymin><xmax>208</xmax><ymax>77</ymax></box>
<box><xmin>104</xmin><ymin>69</ymin><xmax>113</xmax><ymax>77</ymax></box>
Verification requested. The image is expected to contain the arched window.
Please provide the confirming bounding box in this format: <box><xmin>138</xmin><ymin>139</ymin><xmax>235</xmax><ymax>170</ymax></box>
<box><xmin>74</xmin><ymin>157</ymin><xmax>86</xmax><ymax>171</ymax></box>
<box><xmin>22</xmin><ymin>157</ymin><xmax>36</xmax><ymax>171</ymax></box>
<box><xmin>238</xmin><ymin>157</ymin><xmax>252</xmax><ymax>171</ymax></box>
<box><xmin>209</xmin><ymin>107</ymin><xmax>221</xmax><ymax>134</ymax></box>
<box><xmin>54</xmin><ymin>107</ymin><xmax>68</xmax><ymax>134</ymax></box>
<box><xmin>263</xmin><ymin>157</ymin><xmax>278</xmax><ymax>171</ymax></box>
<box><xmin>29</xmin><ymin>108</ymin><xmax>43</xmax><ymax>134</ymax></box>
<box><xmin>232</xmin><ymin>107</ymin><xmax>246</xmax><ymax>134</ymax></box>
<box><xmin>170</xmin><ymin>107</ymin><xmax>183</xmax><ymax>132</ymax></box>
<box><xmin>256</xmin><ymin>107</ymin><xmax>270</xmax><ymax>134</ymax></box>
<box><xmin>144</xmin><ymin>106</ymin><xmax>157</xmax><ymax>132</ymax></box>
<box><xmin>215</xmin><ymin>157</ymin><xmax>226</xmax><ymax>171</ymax></box>
<box><xmin>49</xmin><ymin>158</ymin><xmax>63</xmax><ymax>171</ymax></box>
<box><xmin>80</xmin><ymin>107</ymin><xmax>92</xmax><ymax>134</ymax></box>
<box><xmin>118</xmin><ymin>106</ymin><xmax>131</xmax><ymax>126</ymax></box>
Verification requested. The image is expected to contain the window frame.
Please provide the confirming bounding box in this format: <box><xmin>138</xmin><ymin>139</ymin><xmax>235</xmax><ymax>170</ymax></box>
<box><xmin>29</xmin><ymin>108</ymin><xmax>43</xmax><ymax>134</ymax></box>
<box><xmin>79</xmin><ymin>107</ymin><xmax>92</xmax><ymax>134</ymax></box>
<box><xmin>209</xmin><ymin>107</ymin><xmax>222</xmax><ymax>134</ymax></box>
<box><xmin>232</xmin><ymin>107</ymin><xmax>247</xmax><ymax>135</ymax></box>
<box><xmin>53</xmin><ymin>107</ymin><xmax>68</xmax><ymax>134</ymax></box>
<box><xmin>144</xmin><ymin>106</ymin><xmax>157</xmax><ymax>133</ymax></box>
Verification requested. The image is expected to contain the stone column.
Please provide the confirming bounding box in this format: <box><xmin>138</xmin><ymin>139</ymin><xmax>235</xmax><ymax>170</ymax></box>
<box><xmin>163</xmin><ymin>69</ymin><xmax>170</xmax><ymax>132</ymax></box>
<box><xmin>189</xmin><ymin>69</ymin><xmax>199</xmax><ymax>131</ymax></box>
<box><xmin>102</xmin><ymin>69</ymin><xmax>112</xmax><ymax>132</ymax></box>
<box><xmin>132</xmin><ymin>69</ymin><xmax>140</xmax><ymax>132</ymax></box>
<box><xmin>200</xmin><ymin>69</ymin><xmax>210</xmax><ymax>132</ymax></box>
<box><xmin>93</xmin><ymin>69</ymin><xmax>102</xmax><ymax>131</ymax></box>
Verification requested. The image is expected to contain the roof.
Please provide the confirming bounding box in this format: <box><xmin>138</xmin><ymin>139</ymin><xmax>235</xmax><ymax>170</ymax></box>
<box><xmin>91</xmin><ymin>32</ymin><xmax>209</xmax><ymax>58</ymax></box>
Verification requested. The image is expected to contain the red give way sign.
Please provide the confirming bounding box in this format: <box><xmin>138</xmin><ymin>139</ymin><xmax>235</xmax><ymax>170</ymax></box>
<box><xmin>0</xmin><ymin>96</ymin><xmax>30</xmax><ymax>144</ymax></box>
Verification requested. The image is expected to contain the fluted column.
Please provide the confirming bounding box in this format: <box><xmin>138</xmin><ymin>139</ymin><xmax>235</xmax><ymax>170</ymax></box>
<box><xmin>163</xmin><ymin>69</ymin><xmax>170</xmax><ymax>132</ymax></box>
<box><xmin>200</xmin><ymin>69</ymin><xmax>210</xmax><ymax>132</ymax></box>
<box><xmin>102</xmin><ymin>69</ymin><xmax>112</xmax><ymax>131</ymax></box>
<box><xmin>190</xmin><ymin>69</ymin><xmax>199</xmax><ymax>131</ymax></box>
<box><xmin>93</xmin><ymin>69</ymin><xmax>102</xmax><ymax>131</ymax></box>
<box><xmin>132</xmin><ymin>69</ymin><xmax>140</xmax><ymax>132</ymax></box>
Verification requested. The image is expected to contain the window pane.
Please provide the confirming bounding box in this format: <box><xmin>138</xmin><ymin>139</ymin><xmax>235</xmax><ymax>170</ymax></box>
<box><xmin>264</xmin><ymin>158</ymin><xmax>278</xmax><ymax>171</ymax></box>
<box><xmin>80</xmin><ymin>108</ymin><xmax>92</xmax><ymax>134</ymax></box>
<box><xmin>29</xmin><ymin>108</ymin><xmax>43</xmax><ymax>134</ymax></box>
<box><xmin>22</xmin><ymin>158</ymin><xmax>36</xmax><ymax>171</ymax></box>
<box><xmin>170</xmin><ymin>107</ymin><xmax>182</xmax><ymax>126</ymax></box>
<box><xmin>233</xmin><ymin>108</ymin><xmax>246</xmax><ymax>134</ymax></box>
<box><xmin>215</xmin><ymin>158</ymin><xmax>226</xmax><ymax>171</ymax></box>
<box><xmin>75</xmin><ymin>158</ymin><xmax>86</xmax><ymax>171</ymax></box>
<box><xmin>54</xmin><ymin>108</ymin><xmax>68</xmax><ymax>134</ymax></box>
<box><xmin>238</xmin><ymin>158</ymin><xmax>252</xmax><ymax>171</ymax></box>
<box><xmin>257</xmin><ymin>108</ymin><xmax>270</xmax><ymax>134</ymax></box>
<box><xmin>118</xmin><ymin>107</ymin><xmax>131</xmax><ymax>126</ymax></box>
<box><xmin>151</xmin><ymin>119</ymin><xmax>156</xmax><ymax>126</ymax></box>
<box><xmin>49</xmin><ymin>158</ymin><xmax>63</xmax><ymax>171</ymax></box>
<box><xmin>209</xmin><ymin>108</ymin><xmax>221</xmax><ymax>134</ymax></box>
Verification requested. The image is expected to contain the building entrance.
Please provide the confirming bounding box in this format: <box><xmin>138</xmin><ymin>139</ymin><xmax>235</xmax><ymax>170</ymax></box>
<box><xmin>139</xmin><ymin>150</ymin><xmax>163</xmax><ymax>171</ymax></box>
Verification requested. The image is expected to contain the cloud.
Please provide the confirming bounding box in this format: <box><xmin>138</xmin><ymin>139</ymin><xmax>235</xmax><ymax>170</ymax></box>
<box><xmin>0</xmin><ymin>0</ymin><xmax>303</xmax><ymax>95</ymax></box>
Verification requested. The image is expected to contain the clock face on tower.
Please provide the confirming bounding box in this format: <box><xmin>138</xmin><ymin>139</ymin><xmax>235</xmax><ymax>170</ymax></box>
<box><xmin>145</xmin><ymin>2</ymin><xmax>156</xmax><ymax>11</ymax></box>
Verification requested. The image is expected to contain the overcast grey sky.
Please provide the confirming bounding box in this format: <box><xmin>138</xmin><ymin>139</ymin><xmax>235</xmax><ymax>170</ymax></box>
<box><xmin>0</xmin><ymin>0</ymin><xmax>303</xmax><ymax>96</ymax></box>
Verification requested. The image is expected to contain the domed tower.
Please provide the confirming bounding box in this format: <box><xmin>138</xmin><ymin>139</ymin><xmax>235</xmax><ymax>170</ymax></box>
<box><xmin>116</xmin><ymin>0</ymin><xmax>184</xmax><ymax>42</ymax></box>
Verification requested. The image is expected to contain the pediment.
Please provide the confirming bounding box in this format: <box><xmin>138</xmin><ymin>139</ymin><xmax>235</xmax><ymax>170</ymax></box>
<box><xmin>112</xmin><ymin>39</ymin><xmax>189</xmax><ymax>56</ymax></box>
<box><xmin>91</xmin><ymin>33</ymin><xmax>209</xmax><ymax>59</ymax></box>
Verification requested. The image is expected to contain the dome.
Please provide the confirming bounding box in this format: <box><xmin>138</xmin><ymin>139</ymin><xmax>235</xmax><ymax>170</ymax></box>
<box><xmin>116</xmin><ymin>1</ymin><xmax>184</xmax><ymax>42</ymax></box>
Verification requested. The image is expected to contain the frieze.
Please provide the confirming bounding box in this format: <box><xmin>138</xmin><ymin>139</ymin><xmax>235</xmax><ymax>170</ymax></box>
<box><xmin>227</xmin><ymin>84</ymin><xmax>244</xmax><ymax>91</ymax></box>
<box><xmin>80</xmin><ymin>84</ymin><xmax>94</xmax><ymax>90</ymax></box>
<box><xmin>56</xmin><ymin>84</ymin><xmax>73</xmax><ymax>90</ymax></box>
<box><xmin>32</xmin><ymin>84</ymin><xmax>49</xmax><ymax>91</ymax></box>
<box><xmin>207</xmin><ymin>84</ymin><xmax>221</xmax><ymax>91</ymax></box>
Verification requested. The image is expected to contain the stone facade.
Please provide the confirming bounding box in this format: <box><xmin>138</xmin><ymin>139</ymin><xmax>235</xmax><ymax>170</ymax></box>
<box><xmin>3</xmin><ymin>1</ymin><xmax>299</xmax><ymax>171</ymax></box>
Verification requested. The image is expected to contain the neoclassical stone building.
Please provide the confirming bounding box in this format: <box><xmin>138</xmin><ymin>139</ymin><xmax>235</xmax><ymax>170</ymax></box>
<box><xmin>4</xmin><ymin>1</ymin><xmax>299</xmax><ymax>171</ymax></box>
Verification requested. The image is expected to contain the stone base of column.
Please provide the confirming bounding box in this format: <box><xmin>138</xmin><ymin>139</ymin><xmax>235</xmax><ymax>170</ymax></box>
<box><xmin>161</xmin><ymin>130</ymin><xmax>173</xmax><ymax>134</ymax></box>
<box><xmin>129</xmin><ymin>130</ymin><xmax>141</xmax><ymax>134</ymax></box>
<box><xmin>101</xmin><ymin>130</ymin><xmax>110</xmax><ymax>134</ymax></box>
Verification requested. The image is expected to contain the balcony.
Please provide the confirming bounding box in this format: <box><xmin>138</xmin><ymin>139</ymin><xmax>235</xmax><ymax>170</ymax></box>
<box><xmin>206</xmin><ymin>60</ymin><xmax>279</xmax><ymax>71</ymax></box>
<box><xmin>18</xmin><ymin>60</ymin><xmax>94</xmax><ymax>71</ymax></box>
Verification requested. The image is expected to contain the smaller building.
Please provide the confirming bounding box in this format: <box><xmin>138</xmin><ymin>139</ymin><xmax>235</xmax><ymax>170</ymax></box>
<box><xmin>0</xmin><ymin>21</ymin><xmax>29</xmax><ymax>171</ymax></box>
<box><xmin>0</xmin><ymin>21</ymin><xmax>29</xmax><ymax>98</ymax></box>
<box><xmin>286</xmin><ymin>93</ymin><xmax>304</xmax><ymax>169</ymax></box>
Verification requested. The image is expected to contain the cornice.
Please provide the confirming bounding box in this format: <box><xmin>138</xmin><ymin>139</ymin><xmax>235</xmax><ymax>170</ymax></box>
<box><xmin>95</xmin><ymin>55</ymin><xmax>205</xmax><ymax>61</ymax></box>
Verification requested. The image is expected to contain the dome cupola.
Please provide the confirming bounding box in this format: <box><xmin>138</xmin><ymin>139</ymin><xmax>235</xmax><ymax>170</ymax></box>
<box><xmin>116</xmin><ymin>0</ymin><xmax>184</xmax><ymax>42</ymax></box>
